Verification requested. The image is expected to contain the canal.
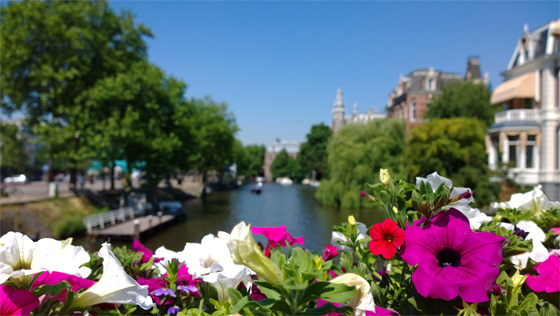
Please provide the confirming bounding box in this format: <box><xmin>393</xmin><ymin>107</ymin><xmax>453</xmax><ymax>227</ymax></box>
<box><xmin>80</xmin><ymin>183</ymin><xmax>385</xmax><ymax>253</ymax></box>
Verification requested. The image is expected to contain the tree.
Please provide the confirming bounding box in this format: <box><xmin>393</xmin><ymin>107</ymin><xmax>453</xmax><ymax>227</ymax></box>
<box><xmin>297</xmin><ymin>123</ymin><xmax>332</xmax><ymax>180</ymax></box>
<box><xmin>270</xmin><ymin>149</ymin><xmax>302</xmax><ymax>181</ymax></box>
<box><xmin>235</xmin><ymin>144</ymin><xmax>266</xmax><ymax>178</ymax></box>
<box><xmin>188</xmin><ymin>98</ymin><xmax>238</xmax><ymax>196</ymax></box>
<box><xmin>1</xmin><ymin>0</ymin><xmax>152</xmax><ymax>184</ymax></box>
<box><xmin>0</xmin><ymin>123</ymin><xmax>29</xmax><ymax>175</ymax></box>
<box><xmin>80</xmin><ymin>61</ymin><xmax>193</xmax><ymax>187</ymax></box>
<box><xmin>403</xmin><ymin>118</ymin><xmax>497</xmax><ymax>207</ymax></box>
<box><xmin>424</xmin><ymin>81</ymin><xmax>497</xmax><ymax>126</ymax></box>
<box><xmin>316</xmin><ymin>120</ymin><xmax>406</xmax><ymax>208</ymax></box>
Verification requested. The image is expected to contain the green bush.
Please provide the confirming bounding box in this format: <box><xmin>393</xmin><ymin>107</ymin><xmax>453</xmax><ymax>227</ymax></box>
<box><xmin>53</xmin><ymin>217</ymin><xmax>86</xmax><ymax>239</ymax></box>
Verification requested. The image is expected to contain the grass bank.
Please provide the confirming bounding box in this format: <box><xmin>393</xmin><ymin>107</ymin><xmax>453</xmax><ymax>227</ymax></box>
<box><xmin>0</xmin><ymin>196</ymin><xmax>105</xmax><ymax>239</ymax></box>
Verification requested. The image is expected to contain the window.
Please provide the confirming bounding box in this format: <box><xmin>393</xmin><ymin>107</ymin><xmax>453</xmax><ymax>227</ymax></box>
<box><xmin>508</xmin><ymin>135</ymin><xmax>520</xmax><ymax>167</ymax></box>
<box><xmin>410</xmin><ymin>102</ymin><xmax>416</xmax><ymax>122</ymax></box>
<box><xmin>428</xmin><ymin>78</ymin><xmax>434</xmax><ymax>91</ymax></box>
<box><xmin>526</xmin><ymin>135</ymin><xmax>536</xmax><ymax>168</ymax></box>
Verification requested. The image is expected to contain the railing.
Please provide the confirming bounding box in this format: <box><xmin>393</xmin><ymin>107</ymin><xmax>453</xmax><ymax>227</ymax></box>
<box><xmin>83</xmin><ymin>205</ymin><xmax>149</xmax><ymax>233</ymax></box>
<box><xmin>494</xmin><ymin>109</ymin><xmax>539</xmax><ymax>124</ymax></box>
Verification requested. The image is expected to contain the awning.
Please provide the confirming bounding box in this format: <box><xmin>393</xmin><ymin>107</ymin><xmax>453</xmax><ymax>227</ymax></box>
<box><xmin>491</xmin><ymin>72</ymin><xmax>535</xmax><ymax>104</ymax></box>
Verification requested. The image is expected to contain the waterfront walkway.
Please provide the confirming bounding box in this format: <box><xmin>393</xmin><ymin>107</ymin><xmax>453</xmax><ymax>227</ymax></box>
<box><xmin>87</xmin><ymin>213</ymin><xmax>176</xmax><ymax>241</ymax></box>
<box><xmin>0</xmin><ymin>179</ymin><xmax>203</xmax><ymax>206</ymax></box>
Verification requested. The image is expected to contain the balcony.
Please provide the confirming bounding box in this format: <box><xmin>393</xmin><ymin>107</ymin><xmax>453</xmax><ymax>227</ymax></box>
<box><xmin>494</xmin><ymin>109</ymin><xmax>540</xmax><ymax>124</ymax></box>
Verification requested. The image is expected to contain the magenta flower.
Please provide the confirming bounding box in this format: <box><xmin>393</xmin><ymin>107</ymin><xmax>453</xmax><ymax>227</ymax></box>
<box><xmin>401</xmin><ymin>208</ymin><xmax>504</xmax><ymax>302</ymax></box>
<box><xmin>133</xmin><ymin>239</ymin><xmax>163</xmax><ymax>263</ymax></box>
<box><xmin>322</xmin><ymin>244</ymin><xmax>339</xmax><ymax>261</ymax></box>
<box><xmin>30</xmin><ymin>271</ymin><xmax>95</xmax><ymax>302</ymax></box>
<box><xmin>251</xmin><ymin>225</ymin><xmax>304</xmax><ymax>256</ymax></box>
<box><xmin>0</xmin><ymin>285</ymin><xmax>39</xmax><ymax>316</ymax></box>
<box><xmin>137</xmin><ymin>276</ymin><xmax>168</xmax><ymax>305</ymax></box>
<box><xmin>526</xmin><ymin>255</ymin><xmax>560</xmax><ymax>293</ymax></box>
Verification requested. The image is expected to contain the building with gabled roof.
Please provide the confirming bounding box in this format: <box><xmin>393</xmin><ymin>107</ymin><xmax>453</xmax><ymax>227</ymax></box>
<box><xmin>386</xmin><ymin>57</ymin><xmax>488</xmax><ymax>132</ymax></box>
<box><xmin>486</xmin><ymin>20</ymin><xmax>560</xmax><ymax>200</ymax></box>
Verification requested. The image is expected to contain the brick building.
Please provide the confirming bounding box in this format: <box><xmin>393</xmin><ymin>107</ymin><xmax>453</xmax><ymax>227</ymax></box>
<box><xmin>387</xmin><ymin>57</ymin><xmax>487</xmax><ymax>131</ymax></box>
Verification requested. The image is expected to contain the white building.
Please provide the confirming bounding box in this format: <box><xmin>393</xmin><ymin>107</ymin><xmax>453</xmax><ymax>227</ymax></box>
<box><xmin>487</xmin><ymin>20</ymin><xmax>560</xmax><ymax>200</ymax></box>
<box><xmin>330</xmin><ymin>88</ymin><xmax>386</xmax><ymax>133</ymax></box>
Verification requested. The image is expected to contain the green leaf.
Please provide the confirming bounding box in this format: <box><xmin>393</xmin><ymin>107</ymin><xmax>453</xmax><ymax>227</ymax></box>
<box><xmin>302</xmin><ymin>282</ymin><xmax>356</xmax><ymax>304</ymax></box>
<box><xmin>254</xmin><ymin>281</ymin><xmax>283</xmax><ymax>300</ymax></box>
<box><xmin>227</xmin><ymin>288</ymin><xmax>243</xmax><ymax>303</ymax></box>
<box><xmin>32</xmin><ymin>281</ymin><xmax>72</xmax><ymax>297</ymax></box>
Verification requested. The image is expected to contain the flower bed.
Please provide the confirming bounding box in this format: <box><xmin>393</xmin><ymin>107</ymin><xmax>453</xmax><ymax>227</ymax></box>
<box><xmin>1</xmin><ymin>170</ymin><xmax>559</xmax><ymax>315</ymax></box>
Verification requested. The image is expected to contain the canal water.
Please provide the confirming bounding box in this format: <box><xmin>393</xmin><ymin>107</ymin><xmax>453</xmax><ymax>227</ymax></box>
<box><xmin>79</xmin><ymin>183</ymin><xmax>385</xmax><ymax>253</ymax></box>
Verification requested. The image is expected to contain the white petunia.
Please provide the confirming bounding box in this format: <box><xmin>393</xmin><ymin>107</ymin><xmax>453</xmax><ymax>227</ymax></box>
<box><xmin>0</xmin><ymin>231</ymin><xmax>90</xmax><ymax>284</ymax></box>
<box><xmin>415</xmin><ymin>172</ymin><xmax>474</xmax><ymax>208</ymax></box>
<box><xmin>153</xmin><ymin>245</ymin><xmax>189</xmax><ymax>274</ymax></box>
<box><xmin>201</xmin><ymin>263</ymin><xmax>253</xmax><ymax>304</ymax></box>
<box><xmin>499</xmin><ymin>221</ymin><xmax>549</xmax><ymax>269</ymax></box>
<box><xmin>330</xmin><ymin>273</ymin><xmax>375</xmax><ymax>316</ymax></box>
<box><xmin>494</xmin><ymin>185</ymin><xmax>560</xmax><ymax>213</ymax></box>
<box><xmin>331</xmin><ymin>222</ymin><xmax>368</xmax><ymax>253</ymax></box>
<box><xmin>72</xmin><ymin>242</ymin><xmax>154</xmax><ymax>310</ymax></box>
<box><xmin>183</xmin><ymin>234</ymin><xmax>235</xmax><ymax>279</ymax></box>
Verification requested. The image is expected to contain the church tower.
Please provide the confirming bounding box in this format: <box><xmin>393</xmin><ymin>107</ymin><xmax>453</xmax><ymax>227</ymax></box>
<box><xmin>331</xmin><ymin>88</ymin><xmax>345</xmax><ymax>132</ymax></box>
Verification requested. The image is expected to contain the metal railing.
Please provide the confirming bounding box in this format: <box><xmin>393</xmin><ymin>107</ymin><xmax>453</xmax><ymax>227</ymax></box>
<box><xmin>83</xmin><ymin>205</ymin><xmax>148</xmax><ymax>233</ymax></box>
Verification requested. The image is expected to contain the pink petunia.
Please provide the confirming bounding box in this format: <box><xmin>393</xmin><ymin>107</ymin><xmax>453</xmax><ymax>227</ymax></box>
<box><xmin>251</xmin><ymin>225</ymin><xmax>304</xmax><ymax>256</ymax></box>
<box><xmin>0</xmin><ymin>285</ymin><xmax>39</xmax><ymax>316</ymax></box>
<box><xmin>368</xmin><ymin>219</ymin><xmax>405</xmax><ymax>260</ymax></box>
<box><xmin>133</xmin><ymin>239</ymin><xmax>163</xmax><ymax>263</ymax></box>
<box><xmin>30</xmin><ymin>271</ymin><xmax>95</xmax><ymax>303</ymax></box>
<box><xmin>526</xmin><ymin>255</ymin><xmax>560</xmax><ymax>293</ymax></box>
<box><xmin>322</xmin><ymin>244</ymin><xmax>340</xmax><ymax>261</ymax></box>
<box><xmin>401</xmin><ymin>208</ymin><xmax>504</xmax><ymax>303</ymax></box>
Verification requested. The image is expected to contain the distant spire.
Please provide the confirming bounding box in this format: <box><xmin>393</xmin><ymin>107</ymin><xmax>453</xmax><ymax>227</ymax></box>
<box><xmin>334</xmin><ymin>88</ymin><xmax>344</xmax><ymax>108</ymax></box>
<box><xmin>353</xmin><ymin>102</ymin><xmax>358</xmax><ymax>116</ymax></box>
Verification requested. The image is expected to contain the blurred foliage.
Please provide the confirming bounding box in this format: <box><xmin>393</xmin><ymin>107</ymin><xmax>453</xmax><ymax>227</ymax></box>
<box><xmin>235</xmin><ymin>143</ymin><xmax>266</xmax><ymax>178</ymax></box>
<box><xmin>0</xmin><ymin>0</ymin><xmax>239</xmax><ymax>186</ymax></box>
<box><xmin>317</xmin><ymin>120</ymin><xmax>406</xmax><ymax>209</ymax></box>
<box><xmin>0</xmin><ymin>123</ymin><xmax>29</xmax><ymax>174</ymax></box>
<box><xmin>270</xmin><ymin>149</ymin><xmax>303</xmax><ymax>181</ymax></box>
<box><xmin>404</xmin><ymin>118</ymin><xmax>497</xmax><ymax>207</ymax></box>
<box><xmin>423</xmin><ymin>81</ymin><xmax>498</xmax><ymax>127</ymax></box>
<box><xmin>298</xmin><ymin>123</ymin><xmax>332</xmax><ymax>180</ymax></box>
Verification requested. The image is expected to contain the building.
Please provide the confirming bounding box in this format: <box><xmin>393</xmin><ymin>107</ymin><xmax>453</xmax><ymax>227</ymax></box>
<box><xmin>330</xmin><ymin>88</ymin><xmax>386</xmax><ymax>133</ymax></box>
<box><xmin>486</xmin><ymin>20</ymin><xmax>560</xmax><ymax>200</ymax></box>
<box><xmin>386</xmin><ymin>57</ymin><xmax>488</xmax><ymax>131</ymax></box>
<box><xmin>263</xmin><ymin>139</ymin><xmax>300</xmax><ymax>181</ymax></box>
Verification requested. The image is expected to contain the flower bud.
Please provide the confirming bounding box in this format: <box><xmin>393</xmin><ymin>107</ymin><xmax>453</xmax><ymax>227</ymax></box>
<box><xmin>379</xmin><ymin>169</ymin><xmax>392</xmax><ymax>187</ymax></box>
<box><xmin>348</xmin><ymin>215</ymin><xmax>356</xmax><ymax>226</ymax></box>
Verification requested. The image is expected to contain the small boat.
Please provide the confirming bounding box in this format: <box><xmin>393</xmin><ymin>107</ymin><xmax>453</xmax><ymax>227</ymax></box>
<box><xmin>251</xmin><ymin>182</ymin><xmax>262</xmax><ymax>194</ymax></box>
<box><xmin>276</xmin><ymin>177</ymin><xmax>293</xmax><ymax>186</ymax></box>
<box><xmin>309</xmin><ymin>180</ymin><xmax>320</xmax><ymax>188</ymax></box>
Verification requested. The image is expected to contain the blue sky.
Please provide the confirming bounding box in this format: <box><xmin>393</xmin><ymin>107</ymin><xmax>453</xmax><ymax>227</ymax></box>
<box><xmin>110</xmin><ymin>1</ymin><xmax>558</xmax><ymax>147</ymax></box>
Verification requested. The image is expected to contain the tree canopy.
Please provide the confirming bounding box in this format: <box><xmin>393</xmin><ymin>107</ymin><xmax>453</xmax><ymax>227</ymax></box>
<box><xmin>423</xmin><ymin>81</ymin><xmax>497</xmax><ymax>126</ymax></box>
<box><xmin>403</xmin><ymin>118</ymin><xmax>497</xmax><ymax>207</ymax></box>
<box><xmin>316</xmin><ymin>120</ymin><xmax>406</xmax><ymax>209</ymax></box>
<box><xmin>235</xmin><ymin>144</ymin><xmax>266</xmax><ymax>178</ymax></box>
<box><xmin>270</xmin><ymin>149</ymin><xmax>302</xmax><ymax>181</ymax></box>
<box><xmin>0</xmin><ymin>0</ymin><xmax>240</xmax><ymax>188</ymax></box>
<box><xmin>297</xmin><ymin>123</ymin><xmax>332</xmax><ymax>180</ymax></box>
<box><xmin>0</xmin><ymin>123</ymin><xmax>29</xmax><ymax>175</ymax></box>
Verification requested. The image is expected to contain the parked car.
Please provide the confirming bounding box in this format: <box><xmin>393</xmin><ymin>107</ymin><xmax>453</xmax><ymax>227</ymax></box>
<box><xmin>3</xmin><ymin>174</ymin><xmax>27</xmax><ymax>184</ymax></box>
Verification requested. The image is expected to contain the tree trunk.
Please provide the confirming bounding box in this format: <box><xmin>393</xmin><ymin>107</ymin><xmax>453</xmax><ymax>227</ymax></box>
<box><xmin>110</xmin><ymin>160</ymin><xmax>115</xmax><ymax>190</ymax></box>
